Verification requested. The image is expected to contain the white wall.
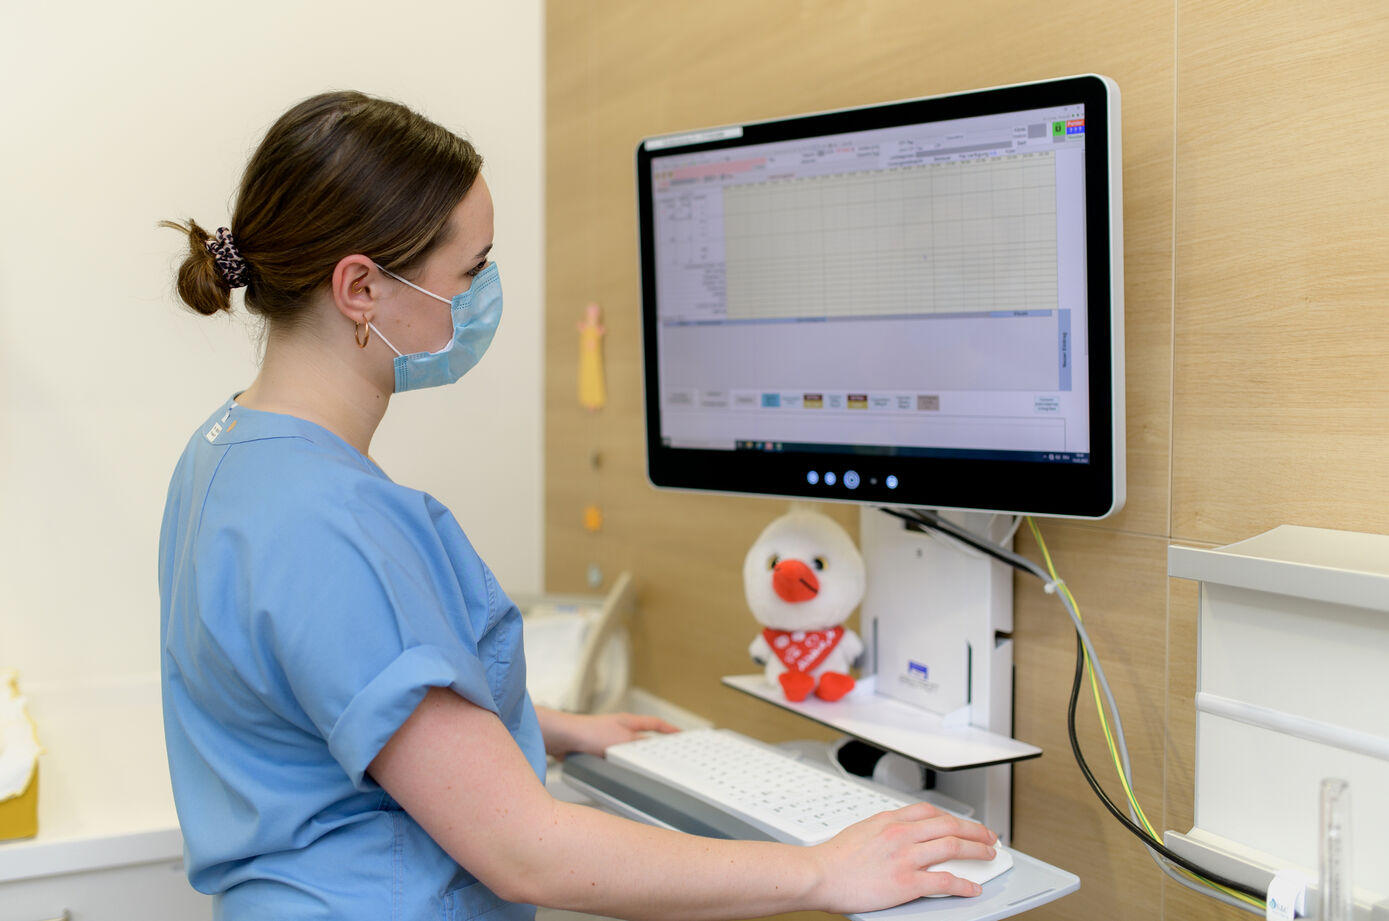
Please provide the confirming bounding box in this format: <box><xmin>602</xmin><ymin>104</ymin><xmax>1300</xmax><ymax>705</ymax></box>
<box><xmin>0</xmin><ymin>0</ymin><xmax>544</xmax><ymax>689</ymax></box>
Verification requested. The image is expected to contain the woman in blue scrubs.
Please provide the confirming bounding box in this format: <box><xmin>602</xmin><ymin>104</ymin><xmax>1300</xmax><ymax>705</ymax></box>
<box><xmin>159</xmin><ymin>90</ymin><xmax>998</xmax><ymax>920</ymax></box>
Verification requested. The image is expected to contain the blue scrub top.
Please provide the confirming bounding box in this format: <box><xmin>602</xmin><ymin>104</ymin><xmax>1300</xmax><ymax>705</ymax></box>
<box><xmin>158</xmin><ymin>397</ymin><xmax>546</xmax><ymax>920</ymax></box>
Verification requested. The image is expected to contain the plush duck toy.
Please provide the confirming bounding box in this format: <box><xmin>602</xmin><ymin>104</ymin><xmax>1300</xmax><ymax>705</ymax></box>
<box><xmin>745</xmin><ymin>509</ymin><xmax>865</xmax><ymax>703</ymax></box>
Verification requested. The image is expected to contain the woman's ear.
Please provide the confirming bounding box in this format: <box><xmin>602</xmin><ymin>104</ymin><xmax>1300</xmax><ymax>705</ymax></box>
<box><xmin>331</xmin><ymin>255</ymin><xmax>377</xmax><ymax>323</ymax></box>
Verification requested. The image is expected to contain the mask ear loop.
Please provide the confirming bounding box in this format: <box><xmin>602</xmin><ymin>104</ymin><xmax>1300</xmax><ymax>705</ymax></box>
<box><xmin>368</xmin><ymin>321</ymin><xmax>404</xmax><ymax>358</ymax></box>
<box><xmin>375</xmin><ymin>263</ymin><xmax>452</xmax><ymax>305</ymax></box>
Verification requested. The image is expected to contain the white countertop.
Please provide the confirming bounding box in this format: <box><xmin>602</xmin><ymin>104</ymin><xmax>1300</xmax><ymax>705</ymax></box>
<box><xmin>1169</xmin><ymin>524</ymin><xmax>1389</xmax><ymax>612</ymax></box>
<box><xmin>0</xmin><ymin>674</ymin><xmax>184</xmax><ymax>883</ymax></box>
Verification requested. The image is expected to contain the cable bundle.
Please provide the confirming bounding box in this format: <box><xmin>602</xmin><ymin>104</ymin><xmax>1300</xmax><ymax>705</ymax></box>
<box><xmin>880</xmin><ymin>508</ymin><xmax>1267</xmax><ymax>912</ymax></box>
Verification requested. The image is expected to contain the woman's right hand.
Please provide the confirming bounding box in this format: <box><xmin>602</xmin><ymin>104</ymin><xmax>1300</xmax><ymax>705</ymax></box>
<box><xmin>376</xmin><ymin>688</ymin><xmax>1001</xmax><ymax>920</ymax></box>
<box><xmin>806</xmin><ymin>802</ymin><xmax>999</xmax><ymax>914</ymax></box>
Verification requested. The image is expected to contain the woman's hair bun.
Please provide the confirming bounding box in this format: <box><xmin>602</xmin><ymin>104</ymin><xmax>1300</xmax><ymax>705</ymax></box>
<box><xmin>160</xmin><ymin>218</ymin><xmax>234</xmax><ymax>317</ymax></box>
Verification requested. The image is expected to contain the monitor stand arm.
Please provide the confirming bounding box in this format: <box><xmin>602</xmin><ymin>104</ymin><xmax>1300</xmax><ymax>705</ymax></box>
<box><xmin>859</xmin><ymin>507</ymin><xmax>1017</xmax><ymax>841</ymax></box>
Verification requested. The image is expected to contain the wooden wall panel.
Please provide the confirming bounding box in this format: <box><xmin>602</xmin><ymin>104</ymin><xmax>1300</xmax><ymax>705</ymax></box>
<box><xmin>1011</xmin><ymin>525</ymin><xmax>1171</xmax><ymax>921</ymax></box>
<box><xmin>545</xmin><ymin>2</ymin><xmax>1389</xmax><ymax>919</ymax></box>
<box><xmin>546</xmin><ymin>0</ymin><xmax>1176</xmax><ymax>691</ymax></box>
<box><xmin>1171</xmin><ymin>1</ymin><xmax>1389</xmax><ymax>546</ymax></box>
<box><xmin>546</xmin><ymin>3</ymin><xmax>1178</xmax><ymax>920</ymax></box>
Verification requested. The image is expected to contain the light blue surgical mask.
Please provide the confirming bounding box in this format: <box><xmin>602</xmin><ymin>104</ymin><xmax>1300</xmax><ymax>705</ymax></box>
<box><xmin>368</xmin><ymin>261</ymin><xmax>503</xmax><ymax>393</ymax></box>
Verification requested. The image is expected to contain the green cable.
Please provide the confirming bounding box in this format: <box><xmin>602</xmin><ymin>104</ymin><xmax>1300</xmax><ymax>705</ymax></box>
<box><xmin>1025</xmin><ymin>518</ymin><xmax>1266</xmax><ymax>911</ymax></box>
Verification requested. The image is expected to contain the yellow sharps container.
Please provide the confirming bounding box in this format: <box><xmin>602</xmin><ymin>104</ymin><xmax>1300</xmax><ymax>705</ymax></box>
<box><xmin>0</xmin><ymin>669</ymin><xmax>40</xmax><ymax>840</ymax></box>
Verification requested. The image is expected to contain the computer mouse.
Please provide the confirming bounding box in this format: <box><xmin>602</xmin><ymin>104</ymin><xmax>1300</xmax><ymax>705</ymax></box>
<box><xmin>926</xmin><ymin>844</ymin><xmax>1014</xmax><ymax>895</ymax></box>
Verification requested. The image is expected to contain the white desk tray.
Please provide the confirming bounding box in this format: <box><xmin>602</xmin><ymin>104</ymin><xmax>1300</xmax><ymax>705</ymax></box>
<box><xmin>722</xmin><ymin>674</ymin><xmax>1041</xmax><ymax>771</ymax></box>
<box><xmin>850</xmin><ymin>850</ymin><xmax>1078</xmax><ymax>921</ymax></box>
<box><xmin>563</xmin><ymin>747</ymin><xmax>1077</xmax><ymax>921</ymax></box>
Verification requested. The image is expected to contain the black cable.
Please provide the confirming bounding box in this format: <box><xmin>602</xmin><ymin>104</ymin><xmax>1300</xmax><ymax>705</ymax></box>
<box><xmin>877</xmin><ymin>506</ymin><xmax>1267</xmax><ymax>903</ymax></box>
<box><xmin>1066</xmin><ymin>633</ymin><xmax>1265</xmax><ymax>900</ymax></box>
<box><xmin>878</xmin><ymin>508</ymin><xmax>1034</xmax><ymax>575</ymax></box>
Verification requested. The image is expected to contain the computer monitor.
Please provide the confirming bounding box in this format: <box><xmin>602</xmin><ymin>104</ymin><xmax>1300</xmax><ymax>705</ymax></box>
<box><xmin>637</xmin><ymin>74</ymin><xmax>1124</xmax><ymax>519</ymax></box>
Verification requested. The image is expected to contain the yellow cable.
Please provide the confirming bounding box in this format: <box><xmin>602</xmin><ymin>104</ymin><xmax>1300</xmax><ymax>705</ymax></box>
<box><xmin>1024</xmin><ymin>519</ymin><xmax>1266</xmax><ymax>911</ymax></box>
<box><xmin>1025</xmin><ymin>519</ymin><xmax>1152</xmax><ymax>828</ymax></box>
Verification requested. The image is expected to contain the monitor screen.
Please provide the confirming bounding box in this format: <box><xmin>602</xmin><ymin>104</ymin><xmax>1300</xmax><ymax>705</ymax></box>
<box><xmin>637</xmin><ymin>74</ymin><xmax>1124</xmax><ymax>518</ymax></box>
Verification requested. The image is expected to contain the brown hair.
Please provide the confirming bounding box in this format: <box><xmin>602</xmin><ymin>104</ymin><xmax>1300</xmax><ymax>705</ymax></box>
<box><xmin>163</xmin><ymin>91</ymin><xmax>483</xmax><ymax>323</ymax></box>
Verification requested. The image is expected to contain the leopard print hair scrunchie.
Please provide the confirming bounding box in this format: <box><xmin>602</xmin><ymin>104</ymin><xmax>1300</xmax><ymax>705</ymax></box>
<box><xmin>206</xmin><ymin>226</ymin><xmax>251</xmax><ymax>289</ymax></box>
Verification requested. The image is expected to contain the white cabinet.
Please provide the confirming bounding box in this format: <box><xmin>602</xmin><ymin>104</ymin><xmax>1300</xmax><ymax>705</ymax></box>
<box><xmin>0</xmin><ymin>858</ymin><xmax>210</xmax><ymax>921</ymax></box>
<box><xmin>1167</xmin><ymin>525</ymin><xmax>1389</xmax><ymax>915</ymax></box>
<box><xmin>0</xmin><ymin>677</ymin><xmax>210</xmax><ymax>921</ymax></box>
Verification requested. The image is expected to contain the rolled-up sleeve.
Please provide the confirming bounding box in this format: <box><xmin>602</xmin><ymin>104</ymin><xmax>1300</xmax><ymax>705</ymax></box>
<box><xmin>245</xmin><ymin>481</ymin><xmax>501</xmax><ymax>790</ymax></box>
<box><xmin>327</xmin><ymin>643</ymin><xmax>494</xmax><ymax>787</ymax></box>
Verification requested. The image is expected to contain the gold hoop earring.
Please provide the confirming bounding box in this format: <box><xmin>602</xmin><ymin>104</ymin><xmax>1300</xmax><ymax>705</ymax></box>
<box><xmin>355</xmin><ymin>322</ymin><xmax>370</xmax><ymax>349</ymax></box>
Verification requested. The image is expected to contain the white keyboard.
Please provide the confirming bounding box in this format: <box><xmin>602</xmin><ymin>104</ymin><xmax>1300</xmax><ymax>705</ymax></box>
<box><xmin>604</xmin><ymin>728</ymin><xmax>917</xmax><ymax>845</ymax></box>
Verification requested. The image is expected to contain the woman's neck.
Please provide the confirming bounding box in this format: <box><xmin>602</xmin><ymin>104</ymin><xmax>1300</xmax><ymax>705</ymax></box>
<box><xmin>237</xmin><ymin>325</ymin><xmax>391</xmax><ymax>457</ymax></box>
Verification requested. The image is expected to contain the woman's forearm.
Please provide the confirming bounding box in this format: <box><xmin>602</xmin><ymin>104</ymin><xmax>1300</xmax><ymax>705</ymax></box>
<box><xmin>510</xmin><ymin>798</ymin><xmax>822</xmax><ymax>920</ymax></box>
<box><xmin>372</xmin><ymin>688</ymin><xmax>993</xmax><ymax>920</ymax></box>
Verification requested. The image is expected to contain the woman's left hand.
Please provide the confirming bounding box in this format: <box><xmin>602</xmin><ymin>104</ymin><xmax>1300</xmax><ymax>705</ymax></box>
<box><xmin>536</xmin><ymin>708</ymin><xmax>679</xmax><ymax>757</ymax></box>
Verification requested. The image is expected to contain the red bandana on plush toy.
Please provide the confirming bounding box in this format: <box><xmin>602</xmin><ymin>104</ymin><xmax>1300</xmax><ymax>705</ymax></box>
<box><xmin>762</xmin><ymin>626</ymin><xmax>844</xmax><ymax>673</ymax></box>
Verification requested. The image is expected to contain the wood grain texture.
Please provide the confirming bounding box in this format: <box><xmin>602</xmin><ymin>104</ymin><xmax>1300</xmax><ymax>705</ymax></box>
<box><xmin>546</xmin><ymin>3</ymin><xmax>1177</xmax><ymax>919</ymax></box>
<box><xmin>544</xmin><ymin>3</ymin><xmax>1389</xmax><ymax>919</ymax></box>
<box><xmin>1172</xmin><ymin>1</ymin><xmax>1389</xmax><ymax>545</ymax></box>
<box><xmin>1011</xmin><ymin>524</ymin><xmax>1170</xmax><ymax>921</ymax></box>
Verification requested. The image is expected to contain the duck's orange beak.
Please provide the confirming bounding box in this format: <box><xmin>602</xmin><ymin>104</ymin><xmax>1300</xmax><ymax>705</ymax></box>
<box><xmin>772</xmin><ymin>559</ymin><xmax>820</xmax><ymax>603</ymax></box>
